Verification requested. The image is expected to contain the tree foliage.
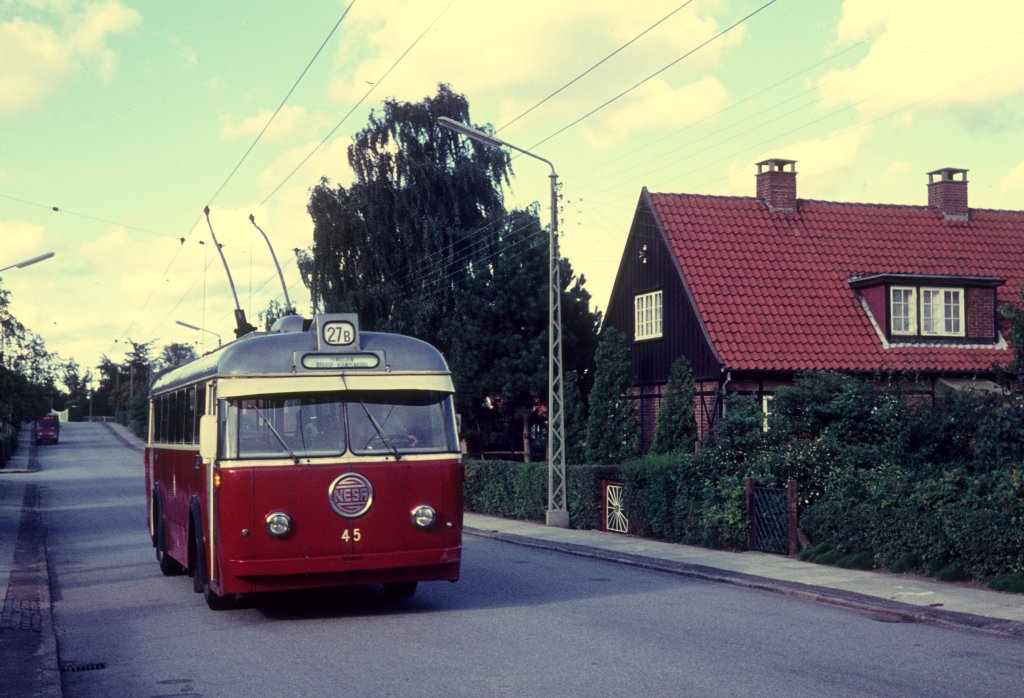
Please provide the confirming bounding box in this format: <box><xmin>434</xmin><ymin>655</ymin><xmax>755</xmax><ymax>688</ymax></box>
<box><xmin>0</xmin><ymin>280</ymin><xmax>61</xmax><ymax>427</ymax></box>
<box><xmin>302</xmin><ymin>84</ymin><xmax>600</xmax><ymax>457</ymax></box>
<box><xmin>303</xmin><ymin>83</ymin><xmax>510</xmax><ymax>332</ymax></box>
<box><xmin>585</xmin><ymin>327</ymin><xmax>639</xmax><ymax>464</ymax></box>
<box><xmin>1000</xmin><ymin>283</ymin><xmax>1024</xmax><ymax>375</ymax></box>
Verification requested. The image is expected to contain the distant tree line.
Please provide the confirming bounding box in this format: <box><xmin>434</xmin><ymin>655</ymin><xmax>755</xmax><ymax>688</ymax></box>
<box><xmin>0</xmin><ymin>281</ymin><xmax>62</xmax><ymax>428</ymax></box>
<box><xmin>93</xmin><ymin>341</ymin><xmax>197</xmax><ymax>436</ymax></box>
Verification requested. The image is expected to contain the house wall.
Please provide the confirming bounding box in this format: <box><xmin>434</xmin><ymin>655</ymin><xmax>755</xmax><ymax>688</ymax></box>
<box><xmin>604</xmin><ymin>201</ymin><xmax>721</xmax><ymax>386</ymax></box>
<box><xmin>604</xmin><ymin>200</ymin><xmax>724</xmax><ymax>452</ymax></box>
<box><xmin>966</xmin><ymin>287</ymin><xmax>997</xmax><ymax>341</ymax></box>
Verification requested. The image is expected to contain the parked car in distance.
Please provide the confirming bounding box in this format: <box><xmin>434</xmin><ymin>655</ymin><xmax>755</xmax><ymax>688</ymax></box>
<box><xmin>35</xmin><ymin>415</ymin><xmax>60</xmax><ymax>445</ymax></box>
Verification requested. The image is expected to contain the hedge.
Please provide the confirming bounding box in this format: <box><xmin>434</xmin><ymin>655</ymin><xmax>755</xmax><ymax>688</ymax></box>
<box><xmin>0</xmin><ymin>422</ymin><xmax>18</xmax><ymax>468</ymax></box>
<box><xmin>465</xmin><ymin>371</ymin><xmax>1024</xmax><ymax>586</ymax></box>
<box><xmin>464</xmin><ymin>454</ymin><xmax>749</xmax><ymax>551</ymax></box>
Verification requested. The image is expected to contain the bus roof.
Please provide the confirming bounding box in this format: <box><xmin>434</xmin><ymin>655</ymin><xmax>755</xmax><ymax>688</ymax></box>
<box><xmin>150</xmin><ymin>315</ymin><xmax>451</xmax><ymax>396</ymax></box>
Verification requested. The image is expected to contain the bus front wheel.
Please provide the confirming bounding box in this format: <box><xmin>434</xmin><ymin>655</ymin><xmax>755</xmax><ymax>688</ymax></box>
<box><xmin>192</xmin><ymin>518</ymin><xmax>234</xmax><ymax>610</ymax></box>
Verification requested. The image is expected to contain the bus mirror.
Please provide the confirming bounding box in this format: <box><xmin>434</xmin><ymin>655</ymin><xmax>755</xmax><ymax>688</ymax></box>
<box><xmin>199</xmin><ymin>415</ymin><xmax>218</xmax><ymax>462</ymax></box>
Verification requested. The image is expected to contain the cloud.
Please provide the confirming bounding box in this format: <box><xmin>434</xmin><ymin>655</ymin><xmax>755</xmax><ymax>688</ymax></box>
<box><xmin>998</xmin><ymin>159</ymin><xmax>1024</xmax><ymax>194</ymax></box>
<box><xmin>326</xmin><ymin>1</ymin><xmax>739</xmax><ymax>133</ymax></box>
<box><xmin>0</xmin><ymin>219</ymin><xmax>48</xmax><ymax>260</ymax></box>
<box><xmin>816</xmin><ymin>0</ymin><xmax>1024</xmax><ymax>119</ymax></box>
<box><xmin>0</xmin><ymin>1</ymin><xmax>140</xmax><ymax>118</ymax></box>
<box><xmin>219</xmin><ymin>105</ymin><xmax>330</xmax><ymax>143</ymax></box>
<box><xmin>580</xmin><ymin>76</ymin><xmax>729</xmax><ymax>149</ymax></box>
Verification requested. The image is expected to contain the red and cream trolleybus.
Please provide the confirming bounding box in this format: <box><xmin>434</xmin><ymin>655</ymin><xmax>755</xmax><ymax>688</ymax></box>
<box><xmin>145</xmin><ymin>313</ymin><xmax>463</xmax><ymax>609</ymax></box>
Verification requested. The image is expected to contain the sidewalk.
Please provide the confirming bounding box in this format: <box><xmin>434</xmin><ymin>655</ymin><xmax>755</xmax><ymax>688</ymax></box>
<box><xmin>464</xmin><ymin>512</ymin><xmax>1024</xmax><ymax>638</ymax></box>
<box><xmin>0</xmin><ymin>426</ymin><xmax>62</xmax><ymax>698</ymax></box>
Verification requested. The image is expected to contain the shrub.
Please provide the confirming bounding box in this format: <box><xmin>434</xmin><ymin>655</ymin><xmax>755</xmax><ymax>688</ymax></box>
<box><xmin>988</xmin><ymin>572</ymin><xmax>1024</xmax><ymax>593</ymax></box>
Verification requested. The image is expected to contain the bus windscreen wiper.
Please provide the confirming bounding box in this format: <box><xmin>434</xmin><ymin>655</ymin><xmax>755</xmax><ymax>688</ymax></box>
<box><xmin>356</xmin><ymin>399</ymin><xmax>401</xmax><ymax>461</ymax></box>
<box><xmin>250</xmin><ymin>403</ymin><xmax>299</xmax><ymax>464</ymax></box>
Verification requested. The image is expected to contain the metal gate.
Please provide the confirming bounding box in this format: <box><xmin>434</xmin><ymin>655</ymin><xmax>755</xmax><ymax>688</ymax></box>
<box><xmin>746</xmin><ymin>479</ymin><xmax>798</xmax><ymax>555</ymax></box>
<box><xmin>602</xmin><ymin>481</ymin><xmax>629</xmax><ymax>534</ymax></box>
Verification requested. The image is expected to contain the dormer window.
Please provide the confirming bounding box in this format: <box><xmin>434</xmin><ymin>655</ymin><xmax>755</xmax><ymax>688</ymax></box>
<box><xmin>889</xmin><ymin>286</ymin><xmax>964</xmax><ymax>338</ymax></box>
<box><xmin>851</xmin><ymin>274</ymin><xmax>1003</xmax><ymax>344</ymax></box>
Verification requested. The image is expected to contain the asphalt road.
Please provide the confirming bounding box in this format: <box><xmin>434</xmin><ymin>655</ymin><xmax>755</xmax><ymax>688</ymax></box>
<box><xmin>31</xmin><ymin>424</ymin><xmax>1024</xmax><ymax>697</ymax></box>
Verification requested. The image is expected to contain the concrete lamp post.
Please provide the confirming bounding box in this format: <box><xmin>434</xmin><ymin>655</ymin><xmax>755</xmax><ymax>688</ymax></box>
<box><xmin>437</xmin><ymin>116</ymin><xmax>568</xmax><ymax>528</ymax></box>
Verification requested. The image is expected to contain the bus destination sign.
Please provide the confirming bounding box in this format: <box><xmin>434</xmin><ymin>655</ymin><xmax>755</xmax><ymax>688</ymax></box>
<box><xmin>301</xmin><ymin>353</ymin><xmax>380</xmax><ymax>370</ymax></box>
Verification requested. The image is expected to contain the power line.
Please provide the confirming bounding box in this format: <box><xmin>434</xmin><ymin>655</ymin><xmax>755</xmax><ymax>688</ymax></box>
<box><xmin>496</xmin><ymin>0</ymin><xmax>698</xmax><ymax>133</ymax></box>
<box><xmin>525</xmin><ymin>0</ymin><xmax>781</xmax><ymax>152</ymax></box>
<box><xmin>566</xmin><ymin>31</ymin><xmax>881</xmax><ymax>189</ymax></box>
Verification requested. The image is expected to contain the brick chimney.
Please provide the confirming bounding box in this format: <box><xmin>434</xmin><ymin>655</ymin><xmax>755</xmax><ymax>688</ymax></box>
<box><xmin>756</xmin><ymin>158</ymin><xmax>797</xmax><ymax>212</ymax></box>
<box><xmin>927</xmin><ymin>167</ymin><xmax>968</xmax><ymax>221</ymax></box>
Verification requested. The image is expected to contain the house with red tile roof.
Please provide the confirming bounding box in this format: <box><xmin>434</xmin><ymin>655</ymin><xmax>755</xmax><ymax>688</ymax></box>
<box><xmin>604</xmin><ymin>159</ymin><xmax>1024</xmax><ymax>449</ymax></box>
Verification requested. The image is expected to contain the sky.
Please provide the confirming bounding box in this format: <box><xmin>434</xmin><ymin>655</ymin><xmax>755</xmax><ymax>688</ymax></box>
<box><xmin>2</xmin><ymin>0</ymin><xmax>1024</xmax><ymax>385</ymax></box>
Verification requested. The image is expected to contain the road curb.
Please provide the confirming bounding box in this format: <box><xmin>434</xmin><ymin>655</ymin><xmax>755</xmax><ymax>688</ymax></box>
<box><xmin>465</xmin><ymin>526</ymin><xmax>1024</xmax><ymax>640</ymax></box>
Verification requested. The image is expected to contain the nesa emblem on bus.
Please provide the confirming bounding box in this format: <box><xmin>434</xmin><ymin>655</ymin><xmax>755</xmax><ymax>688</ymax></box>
<box><xmin>328</xmin><ymin>473</ymin><xmax>374</xmax><ymax>518</ymax></box>
<box><xmin>322</xmin><ymin>320</ymin><xmax>356</xmax><ymax>347</ymax></box>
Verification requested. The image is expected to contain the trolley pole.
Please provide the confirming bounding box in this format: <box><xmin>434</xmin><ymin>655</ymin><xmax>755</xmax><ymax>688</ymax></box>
<box><xmin>437</xmin><ymin>117</ymin><xmax>568</xmax><ymax>527</ymax></box>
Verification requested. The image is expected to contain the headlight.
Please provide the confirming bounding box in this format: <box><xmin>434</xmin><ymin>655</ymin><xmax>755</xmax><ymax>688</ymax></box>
<box><xmin>265</xmin><ymin>511</ymin><xmax>292</xmax><ymax>537</ymax></box>
<box><xmin>411</xmin><ymin>505</ymin><xmax>436</xmax><ymax>529</ymax></box>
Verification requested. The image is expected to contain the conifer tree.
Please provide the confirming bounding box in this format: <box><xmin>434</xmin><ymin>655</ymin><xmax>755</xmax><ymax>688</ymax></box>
<box><xmin>585</xmin><ymin>327</ymin><xmax>638</xmax><ymax>464</ymax></box>
<box><xmin>651</xmin><ymin>356</ymin><xmax>697</xmax><ymax>455</ymax></box>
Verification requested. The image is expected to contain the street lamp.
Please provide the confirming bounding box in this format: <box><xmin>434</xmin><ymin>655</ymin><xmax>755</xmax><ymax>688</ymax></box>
<box><xmin>0</xmin><ymin>251</ymin><xmax>55</xmax><ymax>274</ymax></box>
<box><xmin>438</xmin><ymin>117</ymin><xmax>568</xmax><ymax>528</ymax></box>
<box><xmin>0</xmin><ymin>251</ymin><xmax>56</xmax><ymax>367</ymax></box>
<box><xmin>176</xmin><ymin>320</ymin><xmax>222</xmax><ymax>347</ymax></box>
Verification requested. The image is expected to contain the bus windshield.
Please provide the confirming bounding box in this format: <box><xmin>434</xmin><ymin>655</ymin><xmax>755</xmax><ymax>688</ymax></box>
<box><xmin>219</xmin><ymin>391</ymin><xmax>457</xmax><ymax>460</ymax></box>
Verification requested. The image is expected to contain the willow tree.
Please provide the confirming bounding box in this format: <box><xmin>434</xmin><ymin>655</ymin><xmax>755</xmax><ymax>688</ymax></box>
<box><xmin>304</xmin><ymin>84</ymin><xmax>601</xmax><ymax>456</ymax></box>
<box><xmin>304</xmin><ymin>83</ymin><xmax>511</xmax><ymax>342</ymax></box>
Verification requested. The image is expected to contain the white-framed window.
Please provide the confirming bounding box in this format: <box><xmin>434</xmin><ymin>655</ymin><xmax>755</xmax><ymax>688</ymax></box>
<box><xmin>634</xmin><ymin>290</ymin><xmax>663</xmax><ymax>341</ymax></box>
<box><xmin>890</xmin><ymin>286</ymin><xmax>917</xmax><ymax>336</ymax></box>
<box><xmin>921</xmin><ymin>287</ymin><xmax>964</xmax><ymax>337</ymax></box>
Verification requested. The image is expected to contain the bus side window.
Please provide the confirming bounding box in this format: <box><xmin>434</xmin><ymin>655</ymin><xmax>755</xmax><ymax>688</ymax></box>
<box><xmin>184</xmin><ymin>387</ymin><xmax>196</xmax><ymax>444</ymax></box>
<box><xmin>160</xmin><ymin>394</ymin><xmax>170</xmax><ymax>444</ymax></box>
<box><xmin>194</xmin><ymin>384</ymin><xmax>206</xmax><ymax>445</ymax></box>
<box><xmin>152</xmin><ymin>398</ymin><xmax>162</xmax><ymax>444</ymax></box>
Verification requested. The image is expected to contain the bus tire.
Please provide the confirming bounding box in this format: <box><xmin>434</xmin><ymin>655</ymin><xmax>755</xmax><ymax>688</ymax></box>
<box><xmin>203</xmin><ymin>583</ymin><xmax>234</xmax><ymax>611</ymax></box>
<box><xmin>191</xmin><ymin>518</ymin><xmax>205</xmax><ymax>594</ymax></box>
<box><xmin>383</xmin><ymin>581</ymin><xmax>418</xmax><ymax>600</ymax></box>
<box><xmin>192</xmin><ymin>514</ymin><xmax>234</xmax><ymax>610</ymax></box>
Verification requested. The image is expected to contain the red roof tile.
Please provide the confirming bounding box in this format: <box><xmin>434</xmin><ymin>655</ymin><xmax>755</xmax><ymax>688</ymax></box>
<box><xmin>649</xmin><ymin>192</ymin><xmax>1024</xmax><ymax>373</ymax></box>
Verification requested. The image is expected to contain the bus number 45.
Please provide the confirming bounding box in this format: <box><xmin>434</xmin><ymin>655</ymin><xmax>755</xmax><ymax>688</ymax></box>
<box><xmin>341</xmin><ymin>529</ymin><xmax>362</xmax><ymax>543</ymax></box>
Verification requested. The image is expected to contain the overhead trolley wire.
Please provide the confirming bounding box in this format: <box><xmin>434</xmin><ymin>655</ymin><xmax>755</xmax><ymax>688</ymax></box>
<box><xmin>206</xmin><ymin>1</ymin><xmax>357</xmax><ymax>209</ymax></box>
<box><xmin>116</xmin><ymin>4</ymin><xmax>359</xmax><ymax>351</ymax></box>
<box><xmin>0</xmin><ymin>192</ymin><xmax>181</xmax><ymax>240</ymax></box>
<box><xmin>259</xmin><ymin>0</ymin><xmax>457</xmax><ymax>206</ymax></box>
<box><xmin>147</xmin><ymin>0</ymin><xmax>458</xmax><ymax>342</ymax></box>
